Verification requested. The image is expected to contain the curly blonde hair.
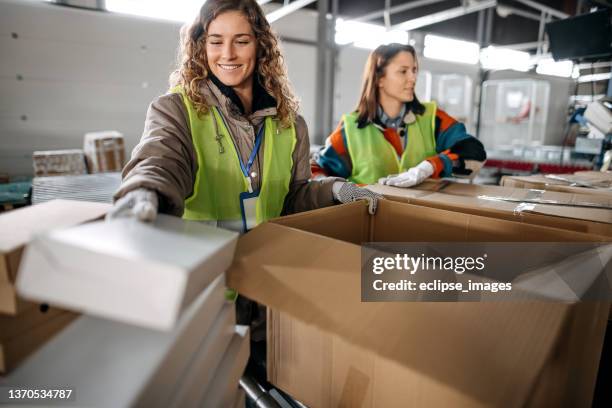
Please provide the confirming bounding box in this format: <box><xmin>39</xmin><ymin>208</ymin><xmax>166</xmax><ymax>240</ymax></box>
<box><xmin>170</xmin><ymin>0</ymin><xmax>299</xmax><ymax>127</ymax></box>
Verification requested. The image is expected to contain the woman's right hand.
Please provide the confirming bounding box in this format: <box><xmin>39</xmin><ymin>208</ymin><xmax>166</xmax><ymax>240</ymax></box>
<box><xmin>106</xmin><ymin>188</ymin><xmax>158</xmax><ymax>222</ymax></box>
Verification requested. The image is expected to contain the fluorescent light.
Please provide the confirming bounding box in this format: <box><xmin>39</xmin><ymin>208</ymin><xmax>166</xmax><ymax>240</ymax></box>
<box><xmin>578</xmin><ymin>72</ymin><xmax>612</xmax><ymax>83</ymax></box>
<box><xmin>105</xmin><ymin>0</ymin><xmax>203</xmax><ymax>22</ymax></box>
<box><xmin>535</xmin><ymin>58</ymin><xmax>573</xmax><ymax>78</ymax></box>
<box><xmin>335</xmin><ymin>18</ymin><xmax>408</xmax><ymax>50</ymax></box>
<box><xmin>423</xmin><ymin>34</ymin><xmax>479</xmax><ymax>65</ymax></box>
<box><xmin>480</xmin><ymin>46</ymin><xmax>531</xmax><ymax>71</ymax></box>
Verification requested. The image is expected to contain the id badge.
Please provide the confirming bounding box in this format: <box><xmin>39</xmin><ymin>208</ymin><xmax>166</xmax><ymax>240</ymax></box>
<box><xmin>239</xmin><ymin>190</ymin><xmax>259</xmax><ymax>233</ymax></box>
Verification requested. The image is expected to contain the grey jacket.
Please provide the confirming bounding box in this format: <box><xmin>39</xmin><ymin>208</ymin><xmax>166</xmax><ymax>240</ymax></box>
<box><xmin>115</xmin><ymin>79</ymin><xmax>338</xmax><ymax>216</ymax></box>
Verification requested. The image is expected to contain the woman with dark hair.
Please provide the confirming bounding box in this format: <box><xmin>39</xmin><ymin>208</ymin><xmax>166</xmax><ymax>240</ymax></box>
<box><xmin>312</xmin><ymin>43</ymin><xmax>486</xmax><ymax>187</ymax></box>
<box><xmin>108</xmin><ymin>0</ymin><xmax>381</xmax><ymax>228</ymax></box>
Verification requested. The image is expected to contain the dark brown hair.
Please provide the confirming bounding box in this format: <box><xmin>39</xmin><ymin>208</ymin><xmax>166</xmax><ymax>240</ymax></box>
<box><xmin>170</xmin><ymin>0</ymin><xmax>299</xmax><ymax>127</ymax></box>
<box><xmin>355</xmin><ymin>43</ymin><xmax>425</xmax><ymax>128</ymax></box>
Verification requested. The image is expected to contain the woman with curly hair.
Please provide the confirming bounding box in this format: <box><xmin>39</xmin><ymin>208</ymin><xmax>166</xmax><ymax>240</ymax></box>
<box><xmin>312</xmin><ymin>43</ymin><xmax>486</xmax><ymax>187</ymax></box>
<box><xmin>109</xmin><ymin>0</ymin><xmax>381</xmax><ymax>230</ymax></box>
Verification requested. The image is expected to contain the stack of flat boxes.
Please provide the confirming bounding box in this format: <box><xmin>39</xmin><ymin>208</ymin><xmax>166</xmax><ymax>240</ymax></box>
<box><xmin>2</xmin><ymin>204</ymin><xmax>248</xmax><ymax>407</ymax></box>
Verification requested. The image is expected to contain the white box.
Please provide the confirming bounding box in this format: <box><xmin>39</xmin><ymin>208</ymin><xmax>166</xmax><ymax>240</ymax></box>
<box><xmin>1</xmin><ymin>275</ymin><xmax>229</xmax><ymax>408</ymax></box>
<box><xmin>199</xmin><ymin>325</ymin><xmax>250</xmax><ymax>407</ymax></box>
<box><xmin>16</xmin><ymin>215</ymin><xmax>238</xmax><ymax>330</ymax></box>
<box><xmin>168</xmin><ymin>303</ymin><xmax>237</xmax><ymax>408</ymax></box>
<box><xmin>232</xmin><ymin>389</ymin><xmax>246</xmax><ymax>408</ymax></box>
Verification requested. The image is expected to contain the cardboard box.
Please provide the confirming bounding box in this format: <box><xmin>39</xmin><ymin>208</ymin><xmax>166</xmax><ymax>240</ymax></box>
<box><xmin>32</xmin><ymin>149</ymin><xmax>87</xmax><ymax>177</ymax></box>
<box><xmin>0</xmin><ymin>200</ymin><xmax>111</xmax><ymax>315</ymax></box>
<box><xmin>17</xmin><ymin>215</ymin><xmax>239</xmax><ymax>330</ymax></box>
<box><xmin>501</xmin><ymin>174</ymin><xmax>612</xmax><ymax>199</ymax></box>
<box><xmin>0</xmin><ymin>303</ymin><xmax>77</xmax><ymax>374</ymax></box>
<box><xmin>227</xmin><ymin>201</ymin><xmax>610</xmax><ymax>408</ymax></box>
<box><xmin>83</xmin><ymin>131</ymin><xmax>126</xmax><ymax>173</ymax></box>
<box><xmin>367</xmin><ymin>181</ymin><xmax>612</xmax><ymax>237</ymax></box>
<box><xmin>199</xmin><ymin>325</ymin><xmax>250</xmax><ymax>407</ymax></box>
<box><xmin>1</xmin><ymin>275</ymin><xmax>229</xmax><ymax>407</ymax></box>
<box><xmin>564</xmin><ymin>171</ymin><xmax>612</xmax><ymax>188</ymax></box>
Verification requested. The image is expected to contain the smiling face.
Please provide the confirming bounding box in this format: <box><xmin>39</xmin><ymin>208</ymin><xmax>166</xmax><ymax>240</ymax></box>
<box><xmin>377</xmin><ymin>51</ymin><xmax>418</xmax><ymax>103</ymax></box>
<box><xmin>205</xmin><ymin>10</ymin><xmax>257</xmax><ymax>92</ymax></box>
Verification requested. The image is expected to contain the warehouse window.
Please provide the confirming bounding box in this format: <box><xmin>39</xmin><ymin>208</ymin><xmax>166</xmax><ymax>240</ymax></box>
<box><xmin>423</xmin><ymin>35</ymin><xmax>479</xmax><ymax>65</ymax></box>
<box><xmin>335</xmin><ymin>18</ymin><xmax>409</xmax><ymax>50</ymax></box>
<box><xmin>105</xmin><ymin>0</ymin><xmax>203</xmax><ymax>22</ymax></box>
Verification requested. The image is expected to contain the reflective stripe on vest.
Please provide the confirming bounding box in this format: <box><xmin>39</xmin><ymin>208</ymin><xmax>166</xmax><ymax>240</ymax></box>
<box><xmin>344</xmin><ymin>102</ymin><xmax>438</xmax><ymax>184</ymax></box>
<box><xmin>171</xmin><ymin>86</ymin><xmax>296</xmax><ymax>224</ymax></box>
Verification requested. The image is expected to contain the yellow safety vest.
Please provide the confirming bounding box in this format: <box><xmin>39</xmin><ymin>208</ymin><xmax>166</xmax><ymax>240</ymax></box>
<box><xmin>171</xmin><ymin>86</ymin><xmax>296</xmax><ymax>225</ymax></box>
<box><xmin>344</xmin><ymin>102</ymin><xmax>438</xmax><ymax>184</ymax></box>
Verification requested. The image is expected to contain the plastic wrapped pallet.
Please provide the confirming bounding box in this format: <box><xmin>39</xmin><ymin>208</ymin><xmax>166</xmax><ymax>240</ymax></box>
<box><xmin>83</xmin><ymin>130</ymin><xmax>126</xmax><ymax>173</ymax></box>
<box><xmin>32</xmin><ymin>149</ymin><xmax>86</xmax><ymax>177</ymax></box>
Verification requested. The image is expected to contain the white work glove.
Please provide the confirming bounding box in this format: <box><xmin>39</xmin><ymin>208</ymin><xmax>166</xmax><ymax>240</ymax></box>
<box><xmin>332</xmin><ymin>182</ymin><xmax>383</xmax><ymax>215</ymax></box>
<box><xmin>106</xmin><ymin>188</ymin><xmax>158</xmax><ymax>222</ymax></box>
<box><xmin>378</xmin><ymin>160</ymin><xmax>434</xmax><ymax>188</ymax></box>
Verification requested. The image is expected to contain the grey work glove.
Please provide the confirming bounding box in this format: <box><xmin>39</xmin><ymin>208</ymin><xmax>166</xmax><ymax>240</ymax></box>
<box><xmin>106</xmin><ymin>188</ymin><xmax>158</xmax><ymax>222</ymax></box>
<box><xmin>332</xmin><ymin>182</ymin><xmax>383</xmax><ymax>215</ymax></box>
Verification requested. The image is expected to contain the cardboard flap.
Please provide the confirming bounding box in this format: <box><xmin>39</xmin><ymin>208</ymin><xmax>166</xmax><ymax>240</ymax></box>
<box><xmin>0</xmin><ymin>200</ymin><xmax>111</xmax><ymax>255</ymax></box>
<box><xmin>227</xmin><ymin>222</ymin><xmax>572</xmax><ymax>407</ymax></box>
<box><xmin>271</xmin><ymin>201</ymin><xmax>371</xmax><ymax>244</ymax></box>
<box><xmin>0</xmin><ymin>199</ymin><xmax>111</xmax><ymax>285</ymax></box>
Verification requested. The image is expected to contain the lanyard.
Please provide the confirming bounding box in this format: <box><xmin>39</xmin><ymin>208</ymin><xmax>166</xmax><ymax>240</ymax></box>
<box><xmin>216</xmin><ymin>109</ymin><xmax>264</xmax><ymax>193</ymax></box>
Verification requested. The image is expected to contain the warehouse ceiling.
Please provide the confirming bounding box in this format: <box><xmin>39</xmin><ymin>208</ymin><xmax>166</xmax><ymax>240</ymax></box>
<box><xmin>272</xmin><ymin>0</ymin><xmax>610</xmax><ymax>46</ymax></box>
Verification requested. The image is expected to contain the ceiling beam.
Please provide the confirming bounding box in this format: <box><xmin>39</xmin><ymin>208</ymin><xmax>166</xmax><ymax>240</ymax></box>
<box><xmin>392</xmin><ymin>0</ymin><xmax>497</xmax><ymax>32</ymax></box>
<box><xmin>266</xmin><ymin>0</ymin><xmax>317</xmax><ymax>23</ymax></box>
<box><xmin>352</xmin><ymin>0</ymin><xmax>446</xmax><ymax>22</ymax></box>
<box><xmin>496</xmin><ymin>4</ymin><xmax>541</xmax><ymax>21</ymax></box>
<box><xmin>497</xmin><ymin>41</ymin><xmax>541</xmax><ymax>50</ymax></box>
<box><xmin>513</xmin><ymin>0</ymin><xmax>569</xmax><ymax>19</ymax></box>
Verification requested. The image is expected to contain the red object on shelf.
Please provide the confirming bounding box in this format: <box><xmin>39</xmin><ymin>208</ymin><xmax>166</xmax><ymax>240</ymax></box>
<box><xmin>484</xmin><ymin>159</ymin><xmax>591</xmax><ymax>174</ymax></box>
<box><xmin>538</xmin><ymin>164</ymin><xmax>591</xmax><ymax>174</ymax></box>
<box><xmin>484</xmin><ymin>159</ymin><xmax>534</xmax><ymax>172</ymax></box>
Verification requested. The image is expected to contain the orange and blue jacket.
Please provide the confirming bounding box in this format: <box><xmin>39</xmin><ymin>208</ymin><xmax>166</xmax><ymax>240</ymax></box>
<box><xmin>312</xmin><ymin>107</ymin><xmax>486</xmax><ymax>180</ymax></box>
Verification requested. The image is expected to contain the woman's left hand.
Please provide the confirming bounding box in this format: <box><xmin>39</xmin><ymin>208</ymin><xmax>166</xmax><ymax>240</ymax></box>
<box><xmin>378</xmin><ymin>160</ymin><xmax>434</xmax><ymax>188</ymax></box>
<box><xmin>332</xmin><ymin>182</ymin><xmax>383</xmax><ymax>215</ymax></box>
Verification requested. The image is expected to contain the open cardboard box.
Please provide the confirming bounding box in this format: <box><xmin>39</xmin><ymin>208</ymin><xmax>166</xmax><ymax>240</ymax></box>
<box><xmin>227</xmin><ymin>200</ymin><xmax>610</xmax><ymax>408</ymax></box>
<box><xmin>367</xmin><ymin>181</ymin><xmax>612</xmax><ymax>237</ymax></box>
